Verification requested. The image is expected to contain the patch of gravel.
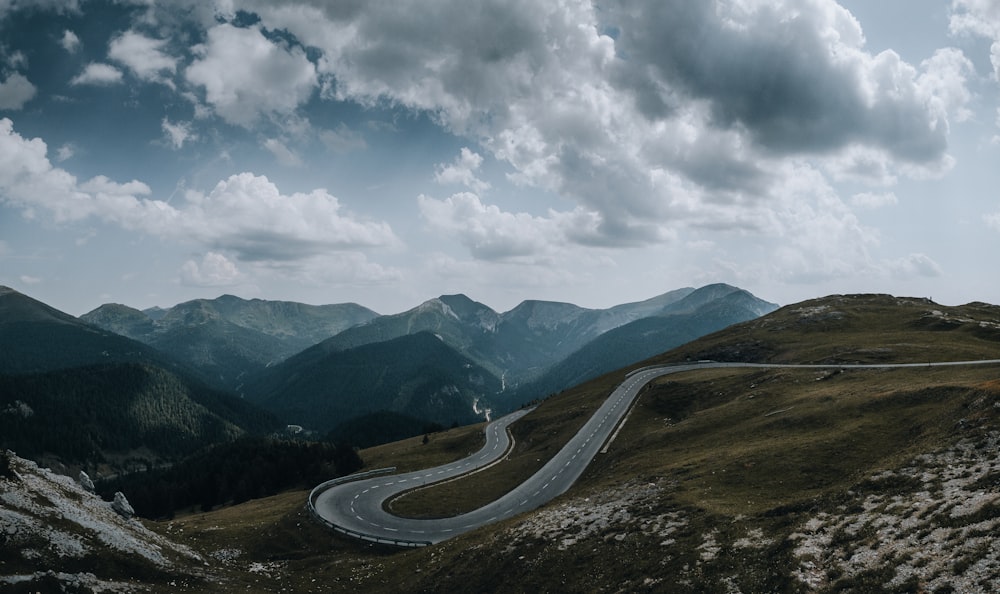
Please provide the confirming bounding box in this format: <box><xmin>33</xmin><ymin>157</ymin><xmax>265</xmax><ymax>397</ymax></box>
<box><xmin>211</xmin><ymin>547</ymin><xmax>244</xmax><ymax>564</ymax></box>
<box><xmin>506</xmin><ymin>480</ymin><xmax>686</xmax><ymax>551</ymax></box>
<box><xmin>0</xmin><ymin>570</ymin><xmax>134</xmax><ymax>593</ymax></box>
<box><xmin>789</xmin><ymin>432</ymin><xmax>1000</xmax><ymax>592</ymax></box>
<box><xmin>732</xmin><ymin>527</ymin><xmax>774</xmax><ymax>549</ymax></box>
<box><xmin>697</xmin><ymin>529</ymin><xmax>721</xmax><ymax>562</ymax></box>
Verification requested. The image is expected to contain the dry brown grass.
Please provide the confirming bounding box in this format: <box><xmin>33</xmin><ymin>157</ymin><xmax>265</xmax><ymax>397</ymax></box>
<box><xmin>360</xmin><ymin>422</ymin><xmax>487</xmax><ymax>473</ymax></box>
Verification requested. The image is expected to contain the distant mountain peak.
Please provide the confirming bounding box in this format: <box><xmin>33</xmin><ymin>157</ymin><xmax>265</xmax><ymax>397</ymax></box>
<box><xmin>437</xmin><ymin>293</ymin><xmax>494</xmax><ymax>316</ymax></box>
<box><xmin>438</xmin><ymin>293</ymin><xmax>474</xmax><ymax>305</ymax></box>
<box><xmin>504</xmin><ymin>300</ymin><xmax>588</xmax><ymax>331</ymax></box>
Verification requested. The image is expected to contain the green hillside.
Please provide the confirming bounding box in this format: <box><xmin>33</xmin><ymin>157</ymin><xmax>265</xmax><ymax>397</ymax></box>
<box><xmin>0</xmin><ymin>286</ymin><xmax>279</xmax><ymax>473</ymax></box>
<box><xmin>247</xmin><ymin>331</ymin><xmax>502</xmax><ymax>434</ymax></box>
<box><xmin>0</xmin><ymin>363</ymin><xmax>277</xmax><ymax>471</ymax></box>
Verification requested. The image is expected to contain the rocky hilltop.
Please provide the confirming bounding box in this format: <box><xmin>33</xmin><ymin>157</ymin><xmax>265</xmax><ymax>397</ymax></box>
<box><xmin>0</xmin><ymin>451</ymin><xmax>207</xmax><ymax>592</ymax></box>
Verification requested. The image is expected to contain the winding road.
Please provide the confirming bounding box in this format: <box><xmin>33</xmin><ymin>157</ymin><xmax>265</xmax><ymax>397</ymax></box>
<box><xmin>311</xmin><ymin>359</ymin><xmax>1000</xmax><ymax>547</ymax></box>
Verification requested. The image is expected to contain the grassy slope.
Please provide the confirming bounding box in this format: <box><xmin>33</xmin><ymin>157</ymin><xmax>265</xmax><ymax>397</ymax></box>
<box><xmin>147</xmin><ymin>294</ymin><xmax>1000</xmax><ymax>593</ymax></box>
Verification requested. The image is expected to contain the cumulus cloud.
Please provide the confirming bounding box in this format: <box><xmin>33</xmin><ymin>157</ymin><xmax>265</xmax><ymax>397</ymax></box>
<box><xmin>417</xmin><ymin>189</ymin><xmax>646</xmax><ymax>261</ymax></box>
<box><xmin>610</xmin><ymin>1</ymin><xmax>972</xmax><ymax>163</ymax></box>
<box><xmin>0</xmin><ymin>118</ymin><xmax>89</xmax><ymax>222</ymax></box>
<box><xmin>180</xmin><ymin>252</ymin><xmax>242</xmax><ymax>286</ymax></box>
<box><xmin>108</xmin><ymin>30</ymin><xmax>177</xmax><ymax>86</ymax></box>
<box><xmin>434</xmin><ymin>148</ymin><xmax>490</xmax><ymax>193</ymax></box>
<box><xmin>70</xmin><ymin>63</ymin><xmax>123</xmax><ymax>86</ymax></box>
<box><xmin>419</xmin><ymin>192</ymin><xmax>564</xmax><ymax>260</ymax></box>
<box><xmin>888</xmin><ymin>253</ymin><xmax>943</xmax><ymax>278</ymax></box>
<box><xmin>5</xmin><ymin>2</ymin><xmax>970</xmax><ymax>296</ymax></box>
<box><xmin>60</xmin><ymin>29</ymin><xmax>80</xmax><ymax>53</ymax></box>
<box><xmin>180</xmin><ymin>173</ymin><xmax>397</xmax><ymax>261</ymax></box>
<box><xmin>55</xmin><ymin>143</ymin><xmax>75</xmax><ymax>162</ymax></box>
<box><xmin>950</xmin><ymin>0</ymin><xmax>1000</xmax><ymax>78</ymax></box>
<box><xmin>0</xmin><ymin>73</ymin><xmax>36</xmax><ymax>109</ymax></box>
<box><xmin>0</xmin><ymin>118</ymin><xmax>397</xmax><ymax>267</ymax></box>
<box><xmin>161</xmin><ymin>118</ymin><xmax>195</xmax><ymax>149</ymax></box>
<box><xmin>185</xmin><ymin>23</ymin><xmax>317</xmax><ymax>127</ymax></box>
<box><xmin>242</xmin><ymin>0</ymin><xmax>968</xmax><ymax>260</ymax></box>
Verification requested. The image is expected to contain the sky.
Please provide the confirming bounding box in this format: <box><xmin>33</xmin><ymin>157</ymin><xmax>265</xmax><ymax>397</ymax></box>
<box><xmin>1</xmin><ymin>0</ymin><xmax>999</xmax><ymax>316</ymax></box>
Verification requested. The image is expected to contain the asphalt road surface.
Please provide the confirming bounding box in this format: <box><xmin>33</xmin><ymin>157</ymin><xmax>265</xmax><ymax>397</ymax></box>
<box><xmin>312</xmin><ymin>359</ymin><xmax>1000</xmax><ymax>546</ymax></box>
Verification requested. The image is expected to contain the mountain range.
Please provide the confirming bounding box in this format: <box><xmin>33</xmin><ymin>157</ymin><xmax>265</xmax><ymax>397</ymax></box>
<box><xmin>236</xmin><ymin>284</ymin><xmax>777</xmax><ymax>432</ymax></box>
<box><xmin>2</xmin><ymin>283</ymin><xmax>777</xmax><ymax>467</ymax></box>
<box><xmin>7</xmin><ymin>292</ymin><xmax>1000</xmax><ymax>593</ymax></box>
<box><xmin>80</xmin><ymin>295</ymin><xmax>378</xmax><ymax>392</ymax></box>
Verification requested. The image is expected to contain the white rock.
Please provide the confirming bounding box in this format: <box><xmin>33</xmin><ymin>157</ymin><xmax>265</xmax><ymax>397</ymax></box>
<box><xmin>110</xmin><ymin>492</ymin><xmax>134</xmax><ymax>520</ymax></box>
<box><xmin>78</xmin><ymin>471</ymin><xmax>95</xmax><ymax>493</ymax></box>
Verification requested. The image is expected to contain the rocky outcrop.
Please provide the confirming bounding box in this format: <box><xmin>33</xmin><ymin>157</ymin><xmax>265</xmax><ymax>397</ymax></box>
<box><xmin>78</xmin><ymin>471</ymin><xmax>95</xmax><ymax>493</ymax></box>
<box><xmin>111</xmin><ymin>491</ymin><xmax>135</xmax><ymax>520</ymax></box>
<box><xmin>0</xmin><ymin>452</ymin><xmax>204</xmax><ymax>591</ymax></box>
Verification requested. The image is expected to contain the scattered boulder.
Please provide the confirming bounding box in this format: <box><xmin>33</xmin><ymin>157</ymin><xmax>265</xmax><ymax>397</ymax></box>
<box><xmin>111</xmin><ymin>491</ymin><xmax>135</xmax><ymax>520</ymax></box>
<box><xmin>78</xmin><ymin>471</ymin><xmax>95</xmax><ymax>493</ymax></box>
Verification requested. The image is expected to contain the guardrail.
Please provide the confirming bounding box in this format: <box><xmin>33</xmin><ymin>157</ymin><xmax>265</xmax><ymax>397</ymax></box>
<box><xmin>306</xmin><ymin>466</ymin><xmax>433</xmax><ymax>548</ymax></box>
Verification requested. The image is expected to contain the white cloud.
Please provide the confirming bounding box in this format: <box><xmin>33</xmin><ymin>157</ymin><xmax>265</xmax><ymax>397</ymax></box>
<box><xmin>824</xmin><ymin>146</ymin><xmax>899</xmax><ymax>186</ymax></box>
<box><xmin>0</xmin><ymin>118</ymin><xmax>397</xmax><ymax>269</ymax></box>
<box><xmin>419</xmin><ymin>192</ymin><xmax>562</xmax><ymax>260</ymax></box>
<box><xmin>55</xmin><ymin>143</ymin><xmax>75</xmax><ymax>162</ymax></box>
<box><xmin>185</xmin><ymin>23</ymin><xmax>317</xmax><ymax>127</ymax></box>
<box><xmin>108</xmin><ymin>30</ymin><xmax>177</xmax><ymax>87</ymax></box>
<box><xmin>262</xmin><ymin>137</ymin><xmax>302</xmax><ymax>167</ymax></box>
<box><xmin>887</xmin><ymin>253</ymin><xmax>943</xmax><ymax>278</ymax></box>
<box><xmin>0</xmin><ymin>118</ymin><xmax>87</xmax><ymax>222</ymax></box>
<box><xmin>181</xmin><ymin>173</ymin><xmax>397</xmax><ymax>260</ymax></box>
<box><xmin>416</xmin><ymin>191</ymin><xmax>627</xmax><ymax>260</ymax></box>
<box><xmin>916</xmin><ymin>48</ymin><xmax>975</xmax><ymax>125</ymax></box>
<box><xmin>434</xmin><ymin>148</ymin><xmax>490</xmax><ymax>193</ymax></box>
<box><xmin>851</xmin><ymin>191</ymin><xmax>899</xmax><ymax>209</ymax></box>
<box><xmin>60</xmin><ymin>29</ymin><xmax>80</xmax><ymax>53</ymax></box>
<box><xmin>180</xmin><ymin>252</ymin><xmax>242</xmax><ymax>287</ymax></box>
<box><xmin>4</xmin><ymin>51</ymin><xmax>27</xmax><ymax>70</ymax></box>
<box><xmin>950</xmin><ymin>0</ymin><xmax>1000</xmax><ymax>79</ymax></box>
<box><xmin>161</xmin><ymin>118</ymin><xmax>195</xmax><ymax>149</ymax></box>
<box><xmin>18</xmin><ymin>275</ymin><xmax>41</xmax><ymax>285</ymax></box>
<box><xmin>70</xmin><ymin>63</ymin><xmax>123</xmax><ymax>86</ymax></box>
<box><xmin>245</xmin><ymin>0</ymin><xmax>968</xmax><ymax>257</ymax></box>
<box><xmin>0</xmin><ymin>73</ymin><xmax>36</xmax><ymax>109</ymax></box>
